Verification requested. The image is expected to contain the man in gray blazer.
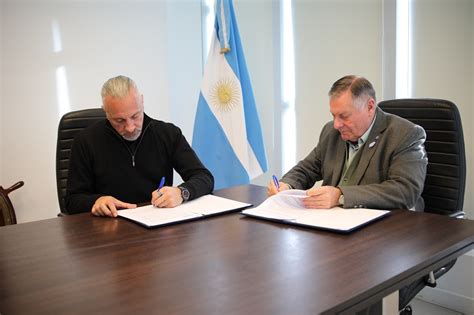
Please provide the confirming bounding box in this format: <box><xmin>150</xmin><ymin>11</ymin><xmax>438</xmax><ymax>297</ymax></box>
<box><xmin>268</xmin><ymin>75</ymin><xmax>427</xmax><ymax>211</ymax></box>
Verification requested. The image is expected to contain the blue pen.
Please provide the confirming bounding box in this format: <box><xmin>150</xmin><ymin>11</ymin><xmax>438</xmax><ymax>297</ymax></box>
<box><xmin>272</xmin><ymin>175</ymin><xmax>280</xmax><ymax>189</ymax></box>
<box><xmin>153</xmin><ymin>177</ymin><xmax>166</xmax><ymax>207</ymax></box>
<box><xmin>157</xmin><ymin>176</ymin><xmax>165</xmax><ymax>191</ymax></box>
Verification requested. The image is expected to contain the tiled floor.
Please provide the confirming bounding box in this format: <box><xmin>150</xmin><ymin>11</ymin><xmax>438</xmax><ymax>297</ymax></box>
<box><xmin>411</xmin><ymin>298</ymin><xmax>464</xmax><ymax>315</ymax></box>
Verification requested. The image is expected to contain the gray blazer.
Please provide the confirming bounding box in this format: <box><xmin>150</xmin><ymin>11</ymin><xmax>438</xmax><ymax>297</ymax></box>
<box><xmin>281</xmin><ymin>107</ymin><xmax>428</xmax><ymax>210</ymax></box>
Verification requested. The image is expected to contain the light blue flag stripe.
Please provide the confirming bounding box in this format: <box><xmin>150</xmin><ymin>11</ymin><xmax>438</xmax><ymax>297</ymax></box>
<box><xmin>219</xmin><ymin>0</ymin><xmax>268</xmax><ymax>173</ymax></box>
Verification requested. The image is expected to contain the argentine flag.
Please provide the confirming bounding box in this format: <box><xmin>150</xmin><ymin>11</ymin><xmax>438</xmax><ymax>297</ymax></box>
<box><xmin>193</xmin><ymin>0</ymin><xmax>267</xmax><ymax>190</ymax></box>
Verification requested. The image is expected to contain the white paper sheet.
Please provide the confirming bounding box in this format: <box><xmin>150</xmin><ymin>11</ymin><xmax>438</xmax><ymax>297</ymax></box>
<box><xmin>118</xmin><ymin>194</ymin><xmax>251</xmax><ymax>228</ymax></box>
<box><xmin>242</xmin><ymin>190</ymin><xmax>390</xmax><ymax>232</ymax></box>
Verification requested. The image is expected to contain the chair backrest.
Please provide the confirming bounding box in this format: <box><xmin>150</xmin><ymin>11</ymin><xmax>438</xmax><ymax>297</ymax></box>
<box><xmin>0</xmin><ymin>181</ymin><xmax>24</xmax><ymax>226</ymax></box>
<box><xmin>378</xmin><ymin>99</ymin><xmax>466</xmax><ymax>216</ymax></box>
<box><xmin>56</xmin><ymin>108</ymin><xmax>106</xmax><ymax>214</ymax></box>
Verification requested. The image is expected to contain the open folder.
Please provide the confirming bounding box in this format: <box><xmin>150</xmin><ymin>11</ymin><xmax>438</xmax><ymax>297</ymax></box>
<box><xmin>241</xmin><ymin>190</ymin><xmax>390</xmax><ymax>233</ymax></box>
<box><xmin>118</xmin><ymin>194</ymin><xmax>252</xmax><ymax>228</ymax></box>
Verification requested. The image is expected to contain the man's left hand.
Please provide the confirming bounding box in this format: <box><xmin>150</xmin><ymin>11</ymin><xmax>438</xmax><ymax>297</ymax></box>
<box><xmin>303</xmin><ymin>186</ymin><xmax>341</xmax><ymax>209</ymax></box>
<box><xmin>151</xmin><ymin>186</ymin><xmax>183</xmax><ymax>208</ymax></box>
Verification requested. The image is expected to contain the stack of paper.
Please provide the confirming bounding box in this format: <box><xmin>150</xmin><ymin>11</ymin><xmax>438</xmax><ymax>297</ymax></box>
<box><xmin>118</xmin><ymin>194</ymin><xmax>251</xmax><ymax>228</ymax></box>
<box><xmin>241</xmin><ymin>190</ymin><xmax>390</xmax><ymax>233</ymax></box>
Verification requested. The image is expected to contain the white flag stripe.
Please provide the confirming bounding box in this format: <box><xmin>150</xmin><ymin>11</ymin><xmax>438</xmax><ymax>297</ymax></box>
<box><xmin>201</xmin><ymin>33</ymin><xmax>248</xmax><ymax>168</ymax></box>
<box><xmin>247</xmin><ymin>142</ymin><xmax>264</xmax><ymax>179</ymax></box>
<box><xmin>201</xmin><ymin>33</ymin><xmax>261</xmax><ymax>177</ymax></box>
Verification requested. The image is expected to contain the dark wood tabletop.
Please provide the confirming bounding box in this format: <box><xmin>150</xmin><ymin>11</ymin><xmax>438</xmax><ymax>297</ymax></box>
<box><xmin>1</xmin><ymin>184</ymin><xmax>473</xmax><ymax>315</ymax></box>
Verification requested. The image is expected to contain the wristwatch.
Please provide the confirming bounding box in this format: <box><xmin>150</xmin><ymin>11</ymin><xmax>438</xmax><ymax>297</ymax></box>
<box><xmin>337</xmin><ymin>188</ymin><xmax>344</xmax><ymax>206</ymax></box>
<box><xmin>178</xmin><ymin>186</ymin><xmax>190</xmax><ymax>202</ymax></box>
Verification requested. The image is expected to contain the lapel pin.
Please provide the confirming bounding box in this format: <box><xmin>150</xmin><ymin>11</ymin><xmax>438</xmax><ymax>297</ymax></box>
<box><xmin>369</xmin><ymin>135</ymin><xmax>380</xmax><ymax>148</ymax></box>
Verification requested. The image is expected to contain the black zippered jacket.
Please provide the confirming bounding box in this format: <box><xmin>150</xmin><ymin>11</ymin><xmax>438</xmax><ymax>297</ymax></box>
<box><xmin>65</xmin><ymin>114</ymin><xmax>214</xmax><ymax>214</ymax></box>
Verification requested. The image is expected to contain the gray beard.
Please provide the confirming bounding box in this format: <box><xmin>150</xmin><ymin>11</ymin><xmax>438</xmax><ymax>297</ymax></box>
<box><xmin>121</xmin><ymin>129</ymin><xmax>142</xmax><ymax>141</ymax></box>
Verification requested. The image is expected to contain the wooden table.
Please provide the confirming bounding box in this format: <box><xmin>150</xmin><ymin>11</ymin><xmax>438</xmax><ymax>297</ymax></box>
<box><xmin>1</xmin><ymin>184</ymin><xmax>473</xmax><ymax>314</ymax></box>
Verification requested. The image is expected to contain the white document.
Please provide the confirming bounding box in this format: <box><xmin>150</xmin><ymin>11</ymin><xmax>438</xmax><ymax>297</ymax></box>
<box><xmin>242</xmin><ymin>190</ymin><xmax>390</xmax><ymax>232</ymax></box>
<box><xmin>118</xmin><ymin>194</ymin><xmax>251</xmax><ymax>228</ymax></box>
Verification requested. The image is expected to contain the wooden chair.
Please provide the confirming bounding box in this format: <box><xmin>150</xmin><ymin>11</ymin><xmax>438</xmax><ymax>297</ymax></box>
<box><xmin>0</xmin><ymin>181</ymin><xmax>24</xmax><ymax>226</ymax></box>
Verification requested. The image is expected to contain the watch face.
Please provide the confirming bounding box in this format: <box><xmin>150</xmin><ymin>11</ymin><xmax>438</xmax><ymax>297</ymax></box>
<box><xmin>181</xmin><ymin>187</ymin><xmax>190</xmax><ymax>201</ymax></box>
<box><xmin>338</xmin><ymin>194</ymin><xmax>344</xmax><ymax>205</ymax></box>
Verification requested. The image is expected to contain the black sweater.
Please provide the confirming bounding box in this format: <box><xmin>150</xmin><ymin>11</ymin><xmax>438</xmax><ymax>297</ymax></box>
<box><xmin>65</xmin><ymin>114</ymin><xmax>214</xmax><ymax>214</ymax></box>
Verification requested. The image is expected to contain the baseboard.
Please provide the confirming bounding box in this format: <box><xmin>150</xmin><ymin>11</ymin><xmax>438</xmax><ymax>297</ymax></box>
<box><xmin>416</xmin><ymin>287</ymin><xmax>473</xmax><ymax>314</ymax></box>
<box><xmin>415</xmin><ymin>251</ymin><xmax>474</xmax><ymax>314</ymax></box>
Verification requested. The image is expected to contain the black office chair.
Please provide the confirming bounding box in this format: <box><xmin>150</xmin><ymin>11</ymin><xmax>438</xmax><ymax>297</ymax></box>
<box><xmin>378</xmin><ymin>98</ymin><xmax>466</xmax><ymax>314</ymax></box>
<box><xmin>56</xmin><ymin>108</ymin><xmax>106</xmax><ymax>215</ymax></box>
<box><xmin>0</xmin><ymin>181</ymin><xmax>24</xmax><ymax>226</ymax></box>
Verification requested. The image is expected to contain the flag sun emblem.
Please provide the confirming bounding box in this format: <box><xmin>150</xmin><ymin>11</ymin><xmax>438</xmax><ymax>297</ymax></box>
<box><xmin>210</xmin><ymin>78</ymin><xmax>240</xmax><ymax>112</ymax></box>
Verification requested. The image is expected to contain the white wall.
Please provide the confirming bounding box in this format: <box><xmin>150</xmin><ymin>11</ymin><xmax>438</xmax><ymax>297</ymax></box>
<box><xmin>290</xmin><ymin>0</ymin><xmax>473</xmax><ymax>221</ymax></box>
<box><xmin>410</xmin><ymin>1</ymin><xmax>474</xmax><ymax>312</ymax></box>
<box><xmin>234</xmin><ymin>0</ymin><xmax>278</xmax><ymax>185</ymax></box>
<box><xmin>0</xmin><ymin>0</ymin><xmax>276</xmax><ymax>222</ymax></box>
<box><xmin>1</xmin><ymin>0</ymin><xmax>473</xmax><ymax>223</ymax></box>
<box><xmin>0</xmin><ymin>0</ymin><xmax>472</xmax><ymax>311</ymax></box>
<box><xmin>293</xmin><ymin>0</ymin><xmax>383</xmax><ymax>160</ymax></box>
<box><xmin>0</xmin><ymin>0</ymin><xmax>3</xmax><ymax>184</ymax></box>
<box><xmin>1</xmin><ymin>0</ymin><xmax>169</xmax><ymax>222</ymax></box>
<box><xmin>164</xmin><ymin>1</ymin><xmax>202</xmax><ymax>186</ymax></box>
<box><xmin>165</xmin><ymin>1</ymin><xmax>202</xmax><ymax>142</ymax></box>
<box><xmin>411</xmin><ymin>0</ymin><xmax>473</xmax><ymax>220</ymax></box>
<box><xmin>382</xmin><ymin>0</ymin><xmax>397</xmax><ymax>100</ymax></box>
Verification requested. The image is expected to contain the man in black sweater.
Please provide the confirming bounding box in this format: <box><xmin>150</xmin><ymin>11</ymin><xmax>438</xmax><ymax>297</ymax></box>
<box><xmin>65</xmin><ymin>75</ymin><xmax>214</xmax><ymax>217</ymax></box>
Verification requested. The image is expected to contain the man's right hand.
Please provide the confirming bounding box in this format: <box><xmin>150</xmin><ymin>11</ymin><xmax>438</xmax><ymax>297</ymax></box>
<box><xmin>92</xmin><ymin>196</ymin><xmax>137</xmax><ymax>217</ymax></box>
<box><xmin>267</xmin><ymin>180</ymin><xmax>291</xmax><ymax>196</ymax></box>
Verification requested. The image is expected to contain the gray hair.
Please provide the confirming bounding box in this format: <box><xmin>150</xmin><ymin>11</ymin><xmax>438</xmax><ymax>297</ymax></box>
<box><xmin>101</xmin><ymin>75</ymin><xmax>138</xmax><ymax>102</ymax></box>
<box><xmin>328</xmin><ymin>75</ymin><xmax>376</xmax><ymax>108</ymax></box>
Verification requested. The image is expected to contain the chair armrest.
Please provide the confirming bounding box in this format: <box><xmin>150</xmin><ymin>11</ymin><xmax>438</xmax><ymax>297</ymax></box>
<box><xmin>3</xmin><ymin>181</ymin><xmax>24</xmax><ymax>194</ymax></box>
<box><xmin>449</xmin><ymin>211</ymin><xmax>465</xmax><ymax>218</ymax></box>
